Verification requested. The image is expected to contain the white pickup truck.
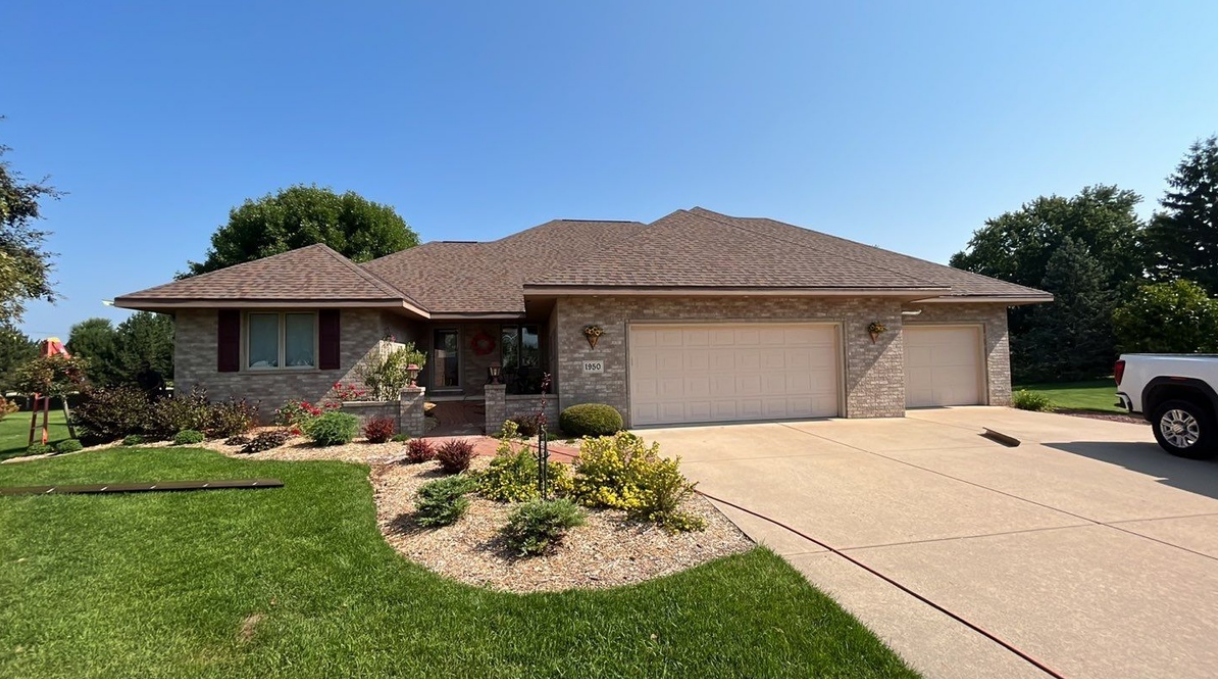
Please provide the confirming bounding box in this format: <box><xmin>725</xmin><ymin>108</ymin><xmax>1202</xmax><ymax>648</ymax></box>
<box><xmin>1116</xmin><ymin>354</ymin><xmax>1218</xmax><ymax>458</ymax></box>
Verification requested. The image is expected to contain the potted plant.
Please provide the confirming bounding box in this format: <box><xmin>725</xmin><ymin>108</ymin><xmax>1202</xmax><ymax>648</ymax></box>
<box><xmin>583</xmin><ymin>325</ymin><xmax>604</xmax><ymax>349</ymax></box>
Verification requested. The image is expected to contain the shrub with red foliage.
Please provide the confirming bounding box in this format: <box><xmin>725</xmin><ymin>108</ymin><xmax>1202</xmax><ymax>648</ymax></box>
<box><xmin>436</xmin><ymin>438</ymin><xmax>475</xmax><ymax>474</ymax></box>
<box><xmin>405</xmin><ymin>438</ymin><xmax>436</xmax><ymax>464</ymax></box>
<box><xmin>363</xmin><ymin>416</ymin><xmax>396</xmax><ymax>443</ymax></box>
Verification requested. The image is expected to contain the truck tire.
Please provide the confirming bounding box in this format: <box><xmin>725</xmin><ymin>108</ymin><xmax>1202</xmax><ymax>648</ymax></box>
<box><xmin>1151</xmin><ymin>399</ymin><xmax>1218</xmax><ymax>459</ymax></box>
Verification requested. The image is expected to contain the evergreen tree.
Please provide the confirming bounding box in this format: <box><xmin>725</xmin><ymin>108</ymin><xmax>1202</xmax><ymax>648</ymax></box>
<box><xmin>1144</xmin><ymin>135</ymin><xmax>1218</xmax><ymax>294</ymax></box>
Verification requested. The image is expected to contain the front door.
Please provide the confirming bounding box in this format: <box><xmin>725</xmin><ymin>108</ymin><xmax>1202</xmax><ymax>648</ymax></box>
<box><xmin>432</xmin><ymin>329</ymin><xmax>460</xmax><ymax>389</ymax></box>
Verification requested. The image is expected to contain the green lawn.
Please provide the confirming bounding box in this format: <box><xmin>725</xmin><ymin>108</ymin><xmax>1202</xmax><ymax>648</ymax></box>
<box><xmin>0</xmin><ymin>409</ymin><xmax>72</xmax><ymax>461</ymax></box>
<box><xmin>0</xmin><ymin>448</ymin><xmax>918</xmax><ymax>679</ymax></box>
<box><xmin>1014</xmin><ymin>379</ymin><xmax>1123</xmax><ymax>413</ymax></box>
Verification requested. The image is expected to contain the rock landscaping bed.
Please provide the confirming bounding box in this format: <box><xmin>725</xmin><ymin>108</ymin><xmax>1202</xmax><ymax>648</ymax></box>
<box><xmin>371</xmin><ymin>455</ymin><xmax>752</xmax><ymax>593</ymax></box>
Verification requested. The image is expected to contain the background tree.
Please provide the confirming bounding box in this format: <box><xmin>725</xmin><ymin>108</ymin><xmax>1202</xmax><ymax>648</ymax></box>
<box><xmin>1143</xmin><ymin>135</ymin><xmax>1218</xmax><ymax>294</ymax></box>
<box><xmin>1018</xmin><ymin>238</ymin><xmax>1117</xmax><ymax>381</ymax></box>
<box><xmin>67</xmin><ymin>318</ymin><xmax>120</xmax><ymax>386</ymax></box>
<box><xmin>951</xmin><ymin>185</ymin><xmax>1145</xmax><ymax>381</ymax></box>
<box><xmin>1113</xmin><ymin>280</ymin><xmax>1218</xmax><ymax>354</ymax></box>
<box><xmin>184</xmin><ymin>185</ymin><xmax>419</xmax><ymax>276</ymax></box>
<box><xmin>0</xmin><ymin>323</ymin><xmax>38</xmax><ymax>390</ymax></box>
<box><xmin>66</xmin><ymin>312</ymin><xmax>173</xmax><ymax>387</ymax></box>
<box><xmin>0</xmin><ymin>124</ymin><xmax>60</xmax><ymax>321</ymax></box>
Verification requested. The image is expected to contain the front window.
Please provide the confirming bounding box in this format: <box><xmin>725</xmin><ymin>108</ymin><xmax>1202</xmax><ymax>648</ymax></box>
<box><xmin>432</xmin><ymin>329</ymin><xmax>460</xmax><ymax>388</ymax></box>
<box><xmin>247</xmin><ymin>312</ymin><xmax>316</xmax><ymax>370</ymax></box>
<box><xmin>501</xmin><ymin>325</ymin><xmax>541</xmax><ymax>393</ymax></box>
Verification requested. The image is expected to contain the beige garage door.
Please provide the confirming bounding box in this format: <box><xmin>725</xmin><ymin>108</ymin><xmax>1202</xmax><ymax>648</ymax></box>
<box><xmin>629</xmin><ymin>323</ymin><xmax>840</xmax><ymax>426</ymax></box>
<box><xmin>904</xmin><ymin>325</ymin><xmax>984</xmax><ymax>408</ymax></box>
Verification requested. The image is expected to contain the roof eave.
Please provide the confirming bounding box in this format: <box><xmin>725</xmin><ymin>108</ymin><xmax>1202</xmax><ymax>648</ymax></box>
<box><xmin>112</xmin><ymin>298</ymin><xmax>432</xmax><ymax>318</ymax></box>
<box><xmin>522</xmin><ymin>285</ymin><xmax>952</xmax><ymax>299</ymax></box>
<box><xmin>911</xmin><ymin>295</ymin><xmax>1054</xmax><ymax>306</ymax></box>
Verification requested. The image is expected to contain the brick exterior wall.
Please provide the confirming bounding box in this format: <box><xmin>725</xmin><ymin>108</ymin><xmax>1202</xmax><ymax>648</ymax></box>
<box><xmin>554</xmin><ymin>296</ymin><xmax>908</xmax><ymax>423</ymax></box>
<box><xmin>174</xmin><ymin>308</ymin><xmax>402</xmax><ymax>419</ymax></box>
<box><xmin>902</xmin><ymin>302</ymin><xmax>1012</xmax><ymax>406</ymax></box>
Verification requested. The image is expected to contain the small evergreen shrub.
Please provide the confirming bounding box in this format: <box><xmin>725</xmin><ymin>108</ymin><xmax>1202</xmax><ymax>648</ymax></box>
<box><xmin>363</xmin><ymin>416</ymin><xmax>397</xmax><ymax>443</ymax></box>
<box><xmin>1012</xmin><ymin>390</ymin><xmax>1053</xmax><ymax>412</ymax></box>
<box><xmin>174</xmin><ymin>429</ymin><xmax>206</xmax><ymax>445</ymax></box>
<box><xmin>303</xmin><ymin>411</ymin><xmax>359</xmax><ymax>446</ymax></box>
<box><xmin>414</xmin><ymin>474</ymin><xmax>479</xmax><ymax>527</ymax></box>
<box><xmin>501</xmin><ymin>499</ymin><xmax>585</xmax><ymax>556</ymax></box>
<box><xmin>26</xmin><ymin>443</ymin><xmax>53</xmax><ymax>455</ymax></box>
<box><xmin>240</xmin><ymin>430</ymin><xmax>291</xmax><ymax>454</ymax></box>
<box><xmin>436</xmin><ymin>438</ymin><xmax>475</xmax><ymax>473</ymax></box>
<box><xmin>405</xmin><ymin>438</ymin><xmax>435</xmax><ymax>464</ymax></box>
<box><xmin>121</xmin><ymin>434</ymin><xmax>146</xmax><ymax>446</ymax></box>
<box><xmin>559</xmin><ymin>403</ymin><xmax>623</xmax><ymax>437</ymax></box>
<box><xmin>54</xmin><ymin>439</ymin><xmax>84</xmax><ymax>454</ymax></box>
<box><xmin>391</xmin><ymin>433</ymin><xmax>410</xmax><ymax>443</ymax></box>
<box><xmin>225</xmin><ymin>434</ymin><xmax>251</xmax><ymax>446</ymax></box>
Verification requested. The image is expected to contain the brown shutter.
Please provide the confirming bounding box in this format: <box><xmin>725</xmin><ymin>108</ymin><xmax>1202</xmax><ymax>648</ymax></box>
<box><xmin>318</xmin><ymin>309</ymin><xmax>341</xmax><ymax>370</ymax></box>
<box><xmin>217</xmin><ymin>310</ymin><xmax>241</xmax><ymax>372</ymax></box>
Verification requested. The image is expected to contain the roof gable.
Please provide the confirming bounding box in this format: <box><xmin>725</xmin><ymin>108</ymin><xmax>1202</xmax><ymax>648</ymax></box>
<box><xmin>114</xmin><ymin>244</ymin><xmax>415</xmax><ymax>306</ymax></box>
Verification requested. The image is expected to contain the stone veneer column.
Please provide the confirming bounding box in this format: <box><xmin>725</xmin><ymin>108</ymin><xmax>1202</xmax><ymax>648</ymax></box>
<box><xmin>400</xmin><ymin>386</ymin><xmax>427</xmax><ymax>437</ymax></box>
<box><xmin>484</xmin><ymin>384</ymin><xmax>506</xmax><ymax>435</ymax></box>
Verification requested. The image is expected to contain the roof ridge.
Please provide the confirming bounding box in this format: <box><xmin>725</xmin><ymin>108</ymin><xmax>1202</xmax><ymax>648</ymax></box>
<box><xmin>723</xmin><ymin>211</ymin><xmax>1047</xmax><ymax>296</ymax></box>
<box><xmin>317</xmin><ymin>244</ymin><xmax>428</xmax><ymax>310</ymax></box>
<box><xmin>685</xmin><ymin>209</ymin><xmax>948</xmax><ymax>290</ymax></box>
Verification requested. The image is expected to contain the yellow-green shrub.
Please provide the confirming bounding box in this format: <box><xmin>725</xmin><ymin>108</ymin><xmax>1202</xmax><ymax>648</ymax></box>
<box><xmin>572</xmin><ymin>432</ymin><xmax>704</xmax><ymax>531</ymax></box>
<box><xmin>480</xmin><ymin>420</ymin><xmax>572</xmax><ymax>502</ymax></box>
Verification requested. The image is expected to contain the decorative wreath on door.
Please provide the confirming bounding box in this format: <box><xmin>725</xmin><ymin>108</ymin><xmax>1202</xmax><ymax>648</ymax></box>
<box><xmin>470</xmin><ymin>332</ymin><xmax>497</xmax><ymax>356</ymax></box>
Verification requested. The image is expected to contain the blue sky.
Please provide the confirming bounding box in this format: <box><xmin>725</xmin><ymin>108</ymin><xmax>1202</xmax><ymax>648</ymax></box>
<box><xmin>3</xmin><ymin>1</ymin><xmax>1216</xmax><ymax>339</ymax></box>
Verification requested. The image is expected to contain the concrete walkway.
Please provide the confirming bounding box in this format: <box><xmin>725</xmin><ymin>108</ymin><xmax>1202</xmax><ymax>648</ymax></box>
<box><xmin>644</xmin><ymin>407</ymin><xmax>1218</xmax><ymax>679</ymax></box>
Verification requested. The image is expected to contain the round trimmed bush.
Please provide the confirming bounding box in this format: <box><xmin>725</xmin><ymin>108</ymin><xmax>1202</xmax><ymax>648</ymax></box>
<box><xmin>174</xmin><ymin>429</ymin><xmax>206</xmax><ymax>445</ymax></box>
<box><xmin>303</xmin><ymin>411</ymin><xmax>359</xmax><ymax>446</ymax></box>
<box><xmin>25</xmin><ymin>443</ymin><xmax>53</xmax><ymax>456</ymax></box>
<box><xmin>559</xmin><ymin>403</ymin><xmax>624</xmax><ymax>437</ymax></box>
<box><xmin>122</xmin><ymin>434</ymin><xmax>146</xmax><ymax>446</ymax></box>
<box><xmin>55</xmin><ymin>439</ymin><xmax>84</xmax><ymax>454</ymax></box>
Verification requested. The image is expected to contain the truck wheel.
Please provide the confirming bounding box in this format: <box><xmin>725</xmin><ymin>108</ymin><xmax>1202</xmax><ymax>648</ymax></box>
<box><xmin>1152</xmin><ymin>400</ymin><xmax>1218</xmax><ymax>459</ymax></box>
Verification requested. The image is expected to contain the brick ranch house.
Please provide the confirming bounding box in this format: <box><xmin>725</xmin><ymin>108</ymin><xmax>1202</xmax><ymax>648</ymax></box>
<box><xmin>114</xmin><ymin>207</ymin><xmax>1051</xmax><ymax>435</ymax></box>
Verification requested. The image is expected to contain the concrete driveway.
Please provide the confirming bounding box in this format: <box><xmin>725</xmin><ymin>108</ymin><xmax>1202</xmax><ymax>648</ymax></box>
<box><xmin>643</xmin><ymin>407</ymin><xmax>1218</xmax><ymax>679</ymax></box>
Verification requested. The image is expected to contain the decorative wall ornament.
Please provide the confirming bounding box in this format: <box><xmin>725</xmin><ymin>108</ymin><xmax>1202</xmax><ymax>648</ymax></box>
<box><xmin>583</xmin><ymin>324</ymin><xmax>604</xmax><ymax>349</ymax></box>
<box><xmin>471</xmin><ymin>331</ymin><xmax>496</xmax><ymax>356</ymax></box>
<box><xmin>867</xmin><ymin>321</ymin><xmax>888</xmax><ymax>344</ymax></box>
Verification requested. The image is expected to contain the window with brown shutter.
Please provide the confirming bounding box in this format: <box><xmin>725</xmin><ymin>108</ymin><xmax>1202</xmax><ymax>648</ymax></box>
<box><xmin>217</xmin><ymin>310</ymin><xmax>241</xmax><ymax>372</ymax></box>
<box><xmin>318</xmin><ymin>309</ymin><xmax>341</xmax><ymax>370</ymax></box>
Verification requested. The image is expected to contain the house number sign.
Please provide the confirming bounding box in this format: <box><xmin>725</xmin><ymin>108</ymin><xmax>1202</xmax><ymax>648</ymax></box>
<box><xmin>582</xmin><ymin>360</ymin><xmax>604</xmax><ymax>374</ymax></box>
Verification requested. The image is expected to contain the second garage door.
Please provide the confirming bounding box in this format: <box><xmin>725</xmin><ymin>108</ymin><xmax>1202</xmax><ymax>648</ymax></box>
<box><xmin>629</xmin><ymin>323</ymin><xmax>840</xmax><ymax>426</ymax></box>
<box><xmin>904</xmin><ymin>325</ymin><xmax>984</xmax><ymax>407</ymax></box>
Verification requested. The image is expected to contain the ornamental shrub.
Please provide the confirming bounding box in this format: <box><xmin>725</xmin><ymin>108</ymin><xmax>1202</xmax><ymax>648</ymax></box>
<box><xmin>26</xmin><ymin>443</ymin><xmax>53</xmax><ymax>455</ymax></box>
<box><xmin>208</xmin><ymin>398</ymin><xmax>258</xmax><ymax>438</ymax></box>
<box><xmin>391</xmin><ymin>433</ymin><xmax>410</xmax><ymax>442</ymax></box>
<box><xmin>436</xmin><ymin>438</ymin><xmax>475</xmax><ymax>474</ymax></box>
<box><xmin>573</xmin><ymin>432</ymin><xmax>704</xmax><ymax>532</ymax></box>
<box><xmin>501</xmin><ymin>498</ymin><xmax>585</xmax><ymax>556</ymax></box>
<box><xmin>558</xmin><ymin>403</ymin><xmax>623</xmax><ymax>437</ymax></box>
<box><xmin>174</xmin><ymin>429</ymin><xmax>206</xmax><ymax>445</ymax></box>
<box><xmin>224</xmin><ymin>434</ymin><xmax>251</xmax><ymax>446</ymax></box>
<box><xmin>303</xmin><ymin>411</ymin><xmax>359</xmax><ymax>446</ymax></box>
<box><xmin>149</xmin><ymin>386</ymin><xmax>214</xmax><ymax>439</ymax></box>
<box><xmin>405</xmin><ymin>438</ymin><xmax>435</xmax><ymax>464</ymax></box>
<box><xmin>479</xmin><ymin>421</ymin><xmax>571</xmax><ymax>502</ymax></box>
<box><xmin>73</xmin><ymin>386</ymin><xmax>153</xmax><ymax>445</ymax></box>
<box><xmin>1011</xmin><ymin>390</ymin><xmax>1053</xmax><ymax>412</ymax></box>
<box><xmin>240</xmin><ymin>430</ymin><xmax>292</xmax><ymax>454</ymax></box>
<box><xmin>363</xmin><ymin>416</ymin><xmax>397</xmax><ymax>443</ymax></box>
<box><xmin>414</xmin><ymin>474</ymin><xmax>479</xmax><ymax>527</ymax></box>
<box><xmin>274</xmin><ymin>398</ymin><xmax>332</xmax><ymax>428</ymax></box>
<box><xmin>122</xmin><ymin>434</ymin><xmax>145</xmax><ymax>446</ymax></box>
<box><xmin>55</xmin><ymin>439</ymin><xmax>84</xmax><ymax>454</ymax></box>
<box><xmin>511</xmin><ymin>415</ymin><xmax>539</xmax><ymax>438</ymax></box>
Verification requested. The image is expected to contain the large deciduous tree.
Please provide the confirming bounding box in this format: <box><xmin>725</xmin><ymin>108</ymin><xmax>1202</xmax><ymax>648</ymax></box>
<box><xmin>1143</xmin><ymin>135</ymin><xmax>1218</xmax><ymax>294</ymax></box>
<box><xmin>0</xmin><ymin>322</ymin><xmax>38</xmax><ymax>390</ymax></box>
<box><xmin>951</xmin><ymin>185</ymin><xmax>1145</xmax><ymax>382</ymax></box>
<box><xmin>67</xmin><ymin>318</ymin><xmax>121</xmax><ymax>386</ymax></box>
<box><xmin>0</xmin><ymin>127</ymin><xmax>60</xmax><ymax>321</ymax></box>
<box><xmin>1113</xmin><ymin>280</ymin><xmax>1218</xmax><ymax>354</ymax></box>
<box><xmin>184</xmin><ymin>185</ymin><xmax>419</xmax><ymax>276</ymax></box>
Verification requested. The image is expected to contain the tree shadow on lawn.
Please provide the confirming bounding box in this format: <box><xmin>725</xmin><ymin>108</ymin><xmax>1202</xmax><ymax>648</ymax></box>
<box><xmin>1045</xmin><ymin>441</ymin><xmax>1218</xmax><ymax>501</ymax></box>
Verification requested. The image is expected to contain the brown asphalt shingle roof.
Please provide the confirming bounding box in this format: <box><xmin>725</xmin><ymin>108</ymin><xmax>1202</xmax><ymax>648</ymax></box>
<box><xmin>113</xmin><ymin>244</ymin><xmax>417</xmax><ymax>306</ymax></box>
<box><xmin>116</xmin><ymin>209</ymin><xmax>1050</xmax><ymax>315</ymax></box>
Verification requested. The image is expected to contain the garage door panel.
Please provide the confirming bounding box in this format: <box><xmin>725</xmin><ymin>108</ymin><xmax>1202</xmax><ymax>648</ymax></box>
<box><xmin>631</xmin><ymin>323</ymin><xmax>840</xmax><ymax>426</ymax></box>
<box><xmin>905</xmin><ymin>326</ymin><xmax>983</xmax><ymax>408</ymax></box>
